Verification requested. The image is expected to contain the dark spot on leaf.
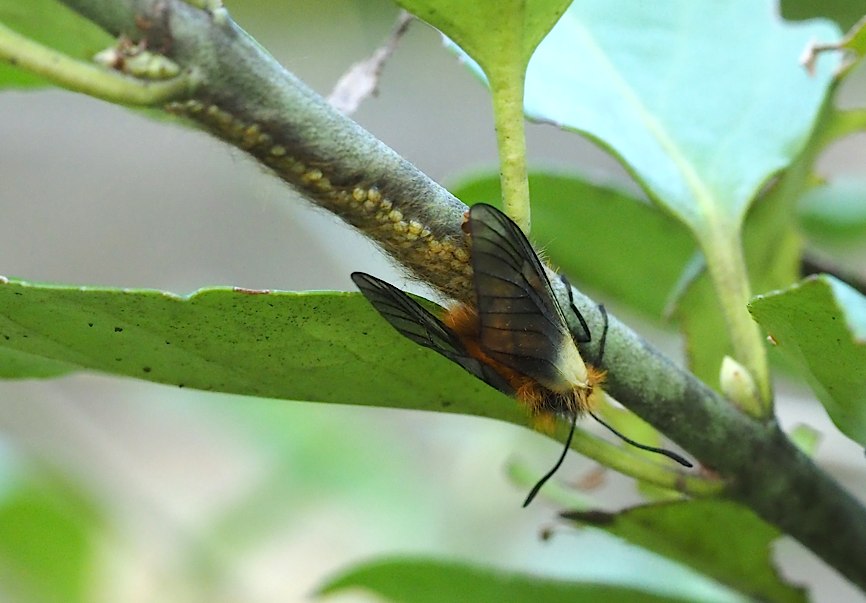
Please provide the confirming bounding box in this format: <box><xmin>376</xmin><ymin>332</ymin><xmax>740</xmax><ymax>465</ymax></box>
<box><xmin>115</xmin><ymin>357</ymin><xmax>122</xmax><ymax>362</ymax></box>
<box><xmin>114</xmin><ymin>327</ymin><xmax>123</xmax><ymax>332</ymax></box>
<box><xmin>178</xmin><ymin>383</ymin><xmax>185</xmax><ymax>388</ymax></box>
<box><xmin>2</xmin><ymin>335</ymin><xmax>8</xmax><ymax>340</ymax></box>
<box><xmin>88</xmin><ymin>323</ymin><xmax>94</xmax><ymax>327</ymax></box>
<box><xmin>165</xmin><ymin>340</ymin><xmax>171</xmax><ymax>345</ymax></box>
<box><xmin>143</xmin><ymin>367</ymin><xmax>151</xmax><ymax>373</ymax></box>
<box><xmin>441</xmin><ymin>401</ymin><xmax>452</xmax><ymax>408</ymax></box>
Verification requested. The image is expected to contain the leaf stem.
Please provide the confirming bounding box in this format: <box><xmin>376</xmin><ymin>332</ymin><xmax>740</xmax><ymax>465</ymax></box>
<box><xmin>0</xmin><ymin>20</ymin><xmax>192</xmax><ymax>105</ymax></box>
<box><xmin>700</xmin><ymin>223</ymin><xmax>772</xmax><ymax>411</ymax></box>
<box><xmin>489</xmin><ymin>69</ymin><xmax>532</xmax><ymax>233</ymax></box>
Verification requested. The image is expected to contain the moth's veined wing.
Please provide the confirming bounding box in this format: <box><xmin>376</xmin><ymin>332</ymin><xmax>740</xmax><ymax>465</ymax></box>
<box><xmin>468</xmin><ymin>204</ymin><xmax>590</xmax><ymax>388</ymax></box>
<box><xmin>351</xmin><ymin>272</ymin><xmax>514</xmax><ymax>396</ymax></box>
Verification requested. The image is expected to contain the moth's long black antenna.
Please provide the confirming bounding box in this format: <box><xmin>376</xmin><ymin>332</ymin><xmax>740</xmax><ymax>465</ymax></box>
<box><xmin>523</xmin><ymin>411</ymin><xmax>579</xmax><ymax>507</ymax></box>
<box><xmin>588</xmin><ymin>305</ymin><xmax>691</xmax><ymax>467</ymax></box>
<box><xmin>561</xmin><ymin>275</ymin><xmax>591</xmax><ymax>344</ymax></box>
<box><xmin>596</xmin><ymin>304</ymin><xmax>609</xmax><ymax>365</ymax></box>
<box><xmin>522</xmin><ymin>304</ymin><xmax>622</xmax><ymax>506</ymax></box>
<box><xmin>588</xmin><ymin>410</ymin><xmax>693</xmax><ymax>467</ymax></box>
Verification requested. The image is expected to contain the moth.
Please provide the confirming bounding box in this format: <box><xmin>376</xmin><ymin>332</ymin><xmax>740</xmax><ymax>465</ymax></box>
<box><xmin>352</xmin><ymin>203</ymin><xmax>690</xmax><ymax>505</ymax></box>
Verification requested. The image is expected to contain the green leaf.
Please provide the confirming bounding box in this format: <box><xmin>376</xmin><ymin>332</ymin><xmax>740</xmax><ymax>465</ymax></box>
<box><xmin>0</xmin><ymin>346</ymin><xmax>76</xmax><ymax>378</ymax></box>
<box><xmin>563</xmin><ymin>500</ymin><xmax>807</xmax><ymax>603</ymax></box>
<box><xmin>839</xmin><ymin>15</ymin><xmax>866</xmax><ymax>57</ymax></box>
<box><xmin>455</xmin><ymin>1</ymin><xmax>838</xmax><ymax>236</ymax></box>
<box><xmin>0</xmin><ymin>279</ymin><xmax>522</xmax><ymax>421</ymax></box>
<box><xmin>318</xmin><ymin>557</ymin><xmax>697</xmax><ymax>603</ymax></box>
<box><xmin>749</xmin><ymin>274</ymin><xmax>866</xmax><ymax>446</ymax></box>
<box><xmin>0</xmin><ymin>473</ymin><xmax>100</xmax><ymax>603</ymax></box>
<box><xmin>0</xmin><ymin>0</ymin><xmax>112</xmax><ymax>88</ymax></box>
<box><xmin>452</xmin><ymin>171</ymin><xmax>694</xmax><ymax>318</ymax></box>
<box><xmin>781</xmin><ymin>0</ymin><xmax>865</xmax><ymax>31</ymax></box>
<box><xmin>394</xmin><ymin>0</ymin><xmax>571</xmax><ymax>77</ymax></box>
<box><xmin>527</xmin><ymin>0</ymin><xmax>837</xmax><ymax>233</ymax></box>
<box><xmin>799</xmin><ymin>178</ymin><xmax>866</xmax><ymax>242</ymax></box>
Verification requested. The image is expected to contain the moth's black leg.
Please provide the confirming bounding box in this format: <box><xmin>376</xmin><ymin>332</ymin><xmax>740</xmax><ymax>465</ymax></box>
<box><xmin>559</xmin><ymin>275</ymin><xmax>591</xmax><ymax>343</ymax></box>
<box><xmin>596</xmin><ymin>304</ymin><xmax>609</xmax><ymax>366</ymax></box>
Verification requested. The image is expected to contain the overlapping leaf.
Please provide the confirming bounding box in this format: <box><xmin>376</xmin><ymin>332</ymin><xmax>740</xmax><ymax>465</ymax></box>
<box><xmin>749</xmin><ymin>275</ymin><xmax>866</xmax><ymax>445</ymax></box>
<box><xmin>781</xmin><ymin>1</ymin><xmax>865</xmax><ymax>30</ymax></box>
<box><xmin>319</xmin><ymin>557</ymin><xmax>698</xmax><ymax>603</ymax></box>
<box><xmin>799</xmin><ymin>178</ymin><xmax>866</xmax><ymax>241</ymax></box>
<box><xmin>563</xmin><ymin>500</ymin><xmax>807</xmax><ymax>603</ymax></box>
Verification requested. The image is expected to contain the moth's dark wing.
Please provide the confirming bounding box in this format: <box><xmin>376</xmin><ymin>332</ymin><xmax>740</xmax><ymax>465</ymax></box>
<box><xmin>351</xmin><ymin>272</ymin><xmax>514</xmax><ymax>396</ymax></box>
<box><xmin>351</xmin><ymin>272</ymin><xmax>458</xmax><ymax>356</ymax></box>
<box><xmin>468</xmin><ymin>204</ymin><xmax>584</xmax><ymax>385</ymax></box>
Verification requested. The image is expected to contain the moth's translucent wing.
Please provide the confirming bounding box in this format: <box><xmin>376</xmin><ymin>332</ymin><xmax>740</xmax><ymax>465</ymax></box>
<box><xmin>351</xmin><ymin>272</ymin><xmax>514</xmax><ymax>396</ymax></box>
<box><xmin>468</xmin><ymin>204</ymin><xmax>589</xmax><ymax>387</ymax></box>
<box><xmin>351</xmin><ymin>272</ymin><xmax>456</xmax><ymax>355</ymax></box>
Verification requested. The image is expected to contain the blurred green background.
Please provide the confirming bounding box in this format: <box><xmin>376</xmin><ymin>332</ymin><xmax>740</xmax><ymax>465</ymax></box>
<box><xmin>0</xmin><ymin>1</ymin><xmax>864</xmax><ymax>601</ymax></box>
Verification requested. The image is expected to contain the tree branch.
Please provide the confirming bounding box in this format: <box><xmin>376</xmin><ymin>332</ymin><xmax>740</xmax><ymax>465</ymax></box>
<box><xmin>53</xmin><ymin>0</ymin><xmax>866</xmax><ymax>591</ymax></box>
